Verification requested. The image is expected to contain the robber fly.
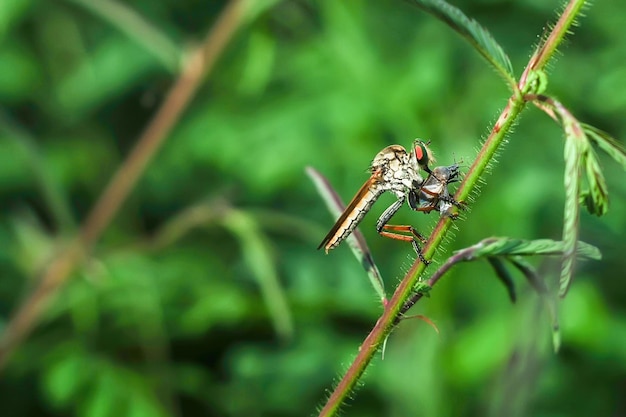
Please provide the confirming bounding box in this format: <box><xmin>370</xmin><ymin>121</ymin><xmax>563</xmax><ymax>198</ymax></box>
<box><xmin>317</xmin><ymin>140</ymin><xmax>461</xmax><ymax>263</ymax></box>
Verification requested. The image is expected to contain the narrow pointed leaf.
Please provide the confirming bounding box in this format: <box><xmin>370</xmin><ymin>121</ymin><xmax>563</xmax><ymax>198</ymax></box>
<box><xmin>306</xmin><ymin>167</ymin><xmax>387</xmax><ymax>303</ymax></box>
<box><xmin>408</xmin><ymin>0</ymin><xmax>516</xmax><ymax>89</ymax></box>
<box><xmin>574</xmin><ymin>241</ymin><xmax>602</xmax><ymax>260</ymax></box>
<box><xmin>582</xmin><ymin>150</ymin><xmax>609</xmax><ymax>216</ymax></box>
<box><xmin>468</xmin><ymin>237</ymin><xmax>600</xmax><ymax>259</ymax></box>
<box><xmin>559</xmin><ymin>116</ymin><xmax>585</xmax><ymax>297</ymax></box>
<box><xmin>582</xmin><ymin>123</ymin><xmax>626</xmax><ymax>169</ymax></box>
<box><xmin>486</xmin><ymin>257</ymin><xmax>516</xmax><ymax>303</ymax></box>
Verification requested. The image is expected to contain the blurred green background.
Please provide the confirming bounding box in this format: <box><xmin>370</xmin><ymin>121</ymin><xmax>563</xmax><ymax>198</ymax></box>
<box><xmin>1</xmin><ymin>0</ymin><xmax>625</xmax><ymax>416</ymax></box>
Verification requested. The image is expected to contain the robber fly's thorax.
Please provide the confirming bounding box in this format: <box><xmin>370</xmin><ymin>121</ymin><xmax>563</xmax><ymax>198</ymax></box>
<box><xmin>370</xmin><ymin>145</ymin><xmax>423</xmax><ymax>194</ymax></box>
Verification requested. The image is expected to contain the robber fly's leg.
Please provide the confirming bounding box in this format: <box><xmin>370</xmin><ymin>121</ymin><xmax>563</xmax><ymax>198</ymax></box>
<box><xmin>379</xmin><ymin>227</ymin><xmax>429</xmax><ymax>264</ymax></box>
<box><xmin>439</xmin><ymin>195</ymin><xmax>467</xmax><ymax>212</ymax></box>
<box><xmin>377</xmin><ymin>226</ymin><xmax>429</xmax><ymax>264</ymax></box>
<box><xmin>376</xmin><ymin>198</ymin><xmax>430</xmax><ymax>264</ymax></box>
<box><xmin>411</xmin><ymin>241</ymin><xmax>429</xmax><ymax>265</ymax></box>
<box><xmin>380</xmin><ymin>225</ymin><xmax>427</xmax><ymax>243</ymax></box>
<box><xmin>375</xmin><ymin>198</ymin><xmax>404</xmax><ymax>233</ymax></box>
<box><xmin>377</xmin><ymin>198</ymin><xmax>426</xmax><ymax>242</ymax></box>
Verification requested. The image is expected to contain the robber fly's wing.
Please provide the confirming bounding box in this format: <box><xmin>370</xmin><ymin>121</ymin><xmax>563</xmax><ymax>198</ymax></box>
<box><xmin>318</xmin><ymin>170</ymin><xmax>384</xmax><ymax>253</ymax></box>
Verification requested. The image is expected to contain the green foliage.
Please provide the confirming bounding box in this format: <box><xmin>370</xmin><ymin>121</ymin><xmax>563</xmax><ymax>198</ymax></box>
<box><xmin>408</xmin><ymin>0</ymin><xmax>516</xmax><ymax>89</ymax></box>
<box><xmin>0</xmin><ymin>0</ymin><xmax>625</xmax><ymax>417</ymax></box>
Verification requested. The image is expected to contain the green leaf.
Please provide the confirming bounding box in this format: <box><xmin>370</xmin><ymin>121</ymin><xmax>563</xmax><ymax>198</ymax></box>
<box><xmin>582</xmin><ymin>150</ymin><xmax>609</xmax><ymax>216</ymax></box>
<box><xmin>559</xmin><ymin>116</ymin><xmax>585</xmax><ymax>297</ymax></box>
<box><xmin>408</xmin><ymin>0</ymin><xmax>516</xmax><ymax>89</ymax></box>
<box><xmin>82</xmin><ymin>367</ymin><xmax>119</xmax><ymax>417</ymax></box>
<box><xmin>469</xmin><ymin>237</ymin><xmax>600</xmax><ymax>260</ymax></box>
<box><xmin>486</xmin><ymin>257</ymin><xmax>516</xmax><ymax>303</ymax></box>
<box><xmin>582</xmin><ymin>123</ymin><xmax>626</xmax><ymax>169</ymax></box>
<box><xmin>306</xmin><ymin>166</ymin><xmax>387</xmax><ymax>303</ymax></box>
<box><xmin>43</xmin><ymin>350</ymin><xmax>88</xmax><ymax>407</ymax></box>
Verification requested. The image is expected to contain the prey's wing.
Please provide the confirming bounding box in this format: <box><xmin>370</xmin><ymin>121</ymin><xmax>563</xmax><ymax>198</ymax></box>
<box><xmin>318</xmin><ymin>170</ymin><xmax>384</xmax><ymax>253</ymax></box>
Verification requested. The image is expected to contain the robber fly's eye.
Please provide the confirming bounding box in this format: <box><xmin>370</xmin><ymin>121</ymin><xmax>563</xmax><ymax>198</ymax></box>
<box><xmin>413</xmin><ymin>142</ymin><xmax>428</xmax><ymax>166</ymax></box>
<box><xmin>413</xmin><ymin>140</ymin><xmax>433</xmax><ymax>174</ymax></box>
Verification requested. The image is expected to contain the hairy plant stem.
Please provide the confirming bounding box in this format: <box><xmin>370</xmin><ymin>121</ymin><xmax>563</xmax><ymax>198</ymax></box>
<box><xmin>317</xmin><ymin>0</ymin><xmax>586</xmax><ymax>415</ymax></box>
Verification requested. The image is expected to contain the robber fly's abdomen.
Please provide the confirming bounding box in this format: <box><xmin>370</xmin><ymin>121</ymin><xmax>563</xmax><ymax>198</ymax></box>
<box><xmin>323</xmin><ymin>186</ymin><xmax>383</xmax><ymax>252</ymax></box>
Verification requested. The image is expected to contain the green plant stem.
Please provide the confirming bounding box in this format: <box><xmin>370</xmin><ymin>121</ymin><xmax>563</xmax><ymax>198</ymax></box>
<box><xmin>531</xmin><ymin>0</ymin><xmax>586</xmax><ymax>72</ymax></box>
<box><xmin>317</xmin><ymin>0</ymin><xmax>586</xmax><ymax>415</ymax></box>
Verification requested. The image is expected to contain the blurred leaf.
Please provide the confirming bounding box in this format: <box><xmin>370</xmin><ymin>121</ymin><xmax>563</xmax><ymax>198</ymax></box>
<box><xmin>43</xmin><ymin>348</ymin><xmax>88</xmax><ymax>407</ymax></box>
<box><xmin>0</xmin><ymin>40</ymin><xmax>41</xmax><ymax>101</ymax></box>
<box><xmin>82</xmin><ymin>366</ymin><xmax>119</xmax><ymax>417</ymax></box>
<box><xmin>11</xmin><ymin>213</ymin><xmax>56</xmax><ymax>275</ymax></box>
<box><xmin>151</xmin><ymin>202</ymin><xmax>222</xmax><ymax>249</ymax></box>
<box><xmin>72</xmin><ymin>360</ymin><xmax>170</xmax><ymax>417</ymax></box>
<box><xmin>238</xmin><ymin>30</ymin><xmax>275</xmax><ymax>95</ymax></box>
<box><xmin>223</xmin><ymin>209</ymin><xmax>294</xmax><ymax>341</ymax></box>
<box><xmin>179</xmin><ymin>283</ymin><xmax>249</xmax><ymax>335</ymax></box>
<box><xmin>407</xmin><ymin>0</ymin><xmax>516</xmax><ymax>89</ymax></box>
<box><xmin>0</xmin><ymin>0</ymin><xmax>32</xmax><ymax>40</ymax></box>
<box><xmin>55</xmin><ymin>35</ymin><xmax>159</xmax><ymax>119</ymax></box>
